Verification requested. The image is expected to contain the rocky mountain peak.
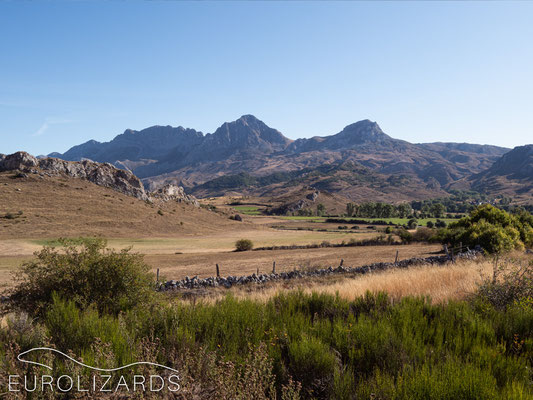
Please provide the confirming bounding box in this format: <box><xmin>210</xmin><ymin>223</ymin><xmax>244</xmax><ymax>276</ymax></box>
<box><xmin>209</xmin><ymin>115</ymin><xmax>292</xmax><ymax>151</ymax></box>
<box><xmin>335</xmin><ymin>120</ymin><xmax>391</xmax><ymax>144</ymax></box>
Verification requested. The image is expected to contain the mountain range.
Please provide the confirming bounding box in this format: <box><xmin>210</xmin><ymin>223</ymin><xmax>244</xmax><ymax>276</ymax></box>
<box><xmin>49</xmin><ymin>115</ymin><xmax>532</xmax><ymax>204</ymax></box>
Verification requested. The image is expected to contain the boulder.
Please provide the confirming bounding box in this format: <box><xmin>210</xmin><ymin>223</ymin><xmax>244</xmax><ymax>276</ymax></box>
<box><xmin>0</xmin><ymin>152</ymin><xmax>38</xmax><ymax>171</ymax></box>
<box><xmin>150</xmin><ymin>184</ymin><xmax>199</xmax><ymax>207</ymax></box>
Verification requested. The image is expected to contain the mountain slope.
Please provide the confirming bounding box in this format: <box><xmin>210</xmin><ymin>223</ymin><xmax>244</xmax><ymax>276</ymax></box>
<box><xmin>465</xmin><ymin>145</ymin><xmax>533</xmax><ymax>203</ymax></box>
<box><xmin>50</xmin><ymin>115</ymin><xmax>514</xmax><ymax>202</ymax></box>
<box><xmin>51</xmin><ymin>125</ymin><xmax>204</xmax><ymax>174</ymax></box>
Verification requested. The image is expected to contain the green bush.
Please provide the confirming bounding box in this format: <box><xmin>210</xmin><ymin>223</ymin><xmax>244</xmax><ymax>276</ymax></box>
<box><xmin>398</xmin><ymin>229</ymin><xmax>413</xmax><ymax>244</ymax></box>
<box><xmin>6</xmin><ymin>238</ymin><xmax>155</xmax><ymax>316</ymax></box>
<box><xmin>435</xmin><ymin>219</ymin><xmax>447</xmax><ymax>228</ymax></box>
<box><xmin>438</xmin><ymin>205</ymin><xmax>533</xmax><ymax>253</ymax></box>
<box><xmin>288</xmin><ymin>334</ymin><xmax>337</xmax><ymax>398</ymax></box>
<box><xmin>235</xmin><ymin>238</ymin><xmax>254</xmax><ymax>251</ymax></box>
<box><xmin>408</xmin><ymin>218</ymin><xmax>418</xmax><ymax>229</ymax></box>
<box><xmin>46</xmin><ymin>294</ymin><xmax>132</xmax><ymax>364</ymax></box>
<box><xmin>411</xmin><ymin>227</ymin><xmax>436</xmax><ymax>242</ymax></box>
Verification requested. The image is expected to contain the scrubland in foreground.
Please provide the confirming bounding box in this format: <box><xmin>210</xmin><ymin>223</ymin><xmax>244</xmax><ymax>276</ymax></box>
<box><xmin>0</xmin><ymin>240</ymin><xmax>531</xmax><ymax>399</ymax></box>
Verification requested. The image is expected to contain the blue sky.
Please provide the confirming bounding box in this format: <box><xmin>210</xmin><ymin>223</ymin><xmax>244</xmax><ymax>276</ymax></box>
<box><xmin>1</xmin><ymin>1</ymin><xmax>532</xmax><ymax>155</ymax></box>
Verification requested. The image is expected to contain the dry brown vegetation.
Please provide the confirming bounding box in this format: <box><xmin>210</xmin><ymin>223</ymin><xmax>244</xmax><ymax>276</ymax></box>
<box><xmin>147</xmin><ymin>243</ymin><xmax>440</xmax><ymax>281</ymax></box>
<box><xmin>185</xmin><ymin>251</ymin><xmax>531</xmax><ymax>305</ymax></box>
<box><xmin>216</xmin><ymin>258</ymin><xmax>493</xmax><ymax>304</ymax></box>
<box><xmin>0</xmin><ymin>172</ymin><xmax>238</xmax><ymax>239</ymax></box>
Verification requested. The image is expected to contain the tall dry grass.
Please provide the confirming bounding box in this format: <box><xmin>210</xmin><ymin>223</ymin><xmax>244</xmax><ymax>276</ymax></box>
<box><xmin>206</xmin><ymin>258</ymin><xmax>497</xmax><ymax>304</ymax></box>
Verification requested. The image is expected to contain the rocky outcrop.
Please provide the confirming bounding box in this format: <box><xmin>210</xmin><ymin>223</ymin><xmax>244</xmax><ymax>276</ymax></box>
<box><xmin>0</xmin><ymin>151</ymin><xmax>202</xmax><ymax>205</ymax></box>
<box><xmin>270</xmin><ymin>189</ymin><xmax>321</xmax><ymax>215</ymax></box>
<box><xmin>306</xmin><ymin>190</ymin><xmax>320</xmax><ymax>201</ymax></box>
<box><xmin>0</xmin><ymin>152</ymin><xmax>149</xmax><ymax>200</ymax></box>
<box><xmin>151</xmin><ymin>184</ymin><xmax>199</xmax><ymax>207</ymax></box>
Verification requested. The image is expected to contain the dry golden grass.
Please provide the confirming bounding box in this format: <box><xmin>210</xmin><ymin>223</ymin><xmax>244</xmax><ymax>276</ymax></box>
<box><xmin>200</xmin><ymin>257</ymin><xmax>496</xmax><ymax>304</ymax></box>
<box><xmin>146</xmin><ymin>243</ymin><xmax>440</xmax><ymax>281</ymax></box>
<box><xmin>0</xmin><ymin>172</ymin><xmax>239</xmax><ymax>239</ymax></box>
<box><xmin>0</xmin><ymin>242</ymin><xmax>440</xmax><ymax>289</ymax></box>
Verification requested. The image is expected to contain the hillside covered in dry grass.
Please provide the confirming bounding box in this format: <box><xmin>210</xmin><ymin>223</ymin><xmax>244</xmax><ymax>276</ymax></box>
<box><xmin>0</xmin><ymin>171</ymin><xmax>238</xmax><ymax>239</ymax></box>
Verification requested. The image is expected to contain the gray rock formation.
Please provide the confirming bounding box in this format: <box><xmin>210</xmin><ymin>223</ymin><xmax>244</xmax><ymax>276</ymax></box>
<box><xmin>151</xmin><ymin>184</ymin><xmax>199</xmax><ymax>206</ymax></box>
<box><xmin>0</xmin><ymin>151</ymin><xmax>202</xmax><ymax>205</ymax></box>
<box><xmin>0</xmin><ymin>151</ymin><xmax>148</xmax><ymax>200</ymax></box>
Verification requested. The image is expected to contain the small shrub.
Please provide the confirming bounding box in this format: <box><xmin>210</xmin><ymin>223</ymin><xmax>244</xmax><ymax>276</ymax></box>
<box><xmin>474</xmin><ymin>259</ymin><xmax>533</xmax><ymax>311</ymax></box>
<box><xmin>435</xmin><ymin>219</ymin><xmax>447</xmax><ymax>228</ymax></box>
<box><xmin>427</xmin><ymin>221</ymin><xmax>435</xmax><ymax>228</ymax></box>
<box><xmin>157</xmin><ymin>209</ymin><xmax>164</xmax><ymax>216</ymax></box>
<box><xmin>398</xmin><ymin>229</ymin><xmax>413</xmax><ymax>244</ymax></box>
<box><xmin>235</xmin><ymin>239</ymin><xmax>254</xmax><ymax>251</ymax></box>
<box><xmin>288</xmin><ymin>334</ymin><xmax>337</xmax><ymax>398</ymax></box>
<box><xmin>3</xmin><ymin>312</ymin><xmax>47</xmax><ymax>351</ymax></box>
<box><xmin>412</xmin><ymin>227</ymin><xmax>436</xmax><ymax>242</ymax></box>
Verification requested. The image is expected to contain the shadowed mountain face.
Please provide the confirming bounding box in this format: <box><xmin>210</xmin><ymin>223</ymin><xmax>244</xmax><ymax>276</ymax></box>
<box><xmin>460</xmin><ymin>145</ymin><xmax>533</xmax><ymax>203</ymax></box>
<box><xmin>49</xmin><ymin>115</ymin><xmax>518</xmax><ymax>201</ymax></box>
<box><xmin>49</xmin><ymin>125</ymin><xmax>204</xmax><ymax>173</ymax></box>
<box><xmin>475</xmin><ymin>145</ymin><xmax>533</xmax><ymax>180</ymax></box>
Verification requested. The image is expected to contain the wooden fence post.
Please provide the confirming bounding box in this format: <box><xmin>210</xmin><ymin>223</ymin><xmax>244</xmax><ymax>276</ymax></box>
<box><xmin>272</xmin><ymin>261</ymin><xmax>276</xmax><ymax>274</ymax></box>
<box><xmin>216</xmin><ymin>264</ymin><xmax>220</xmax><ymax>278</ymax></box>
<box><xmin>156</xmin><ymin>268</ymin><xmax>160</xmax><ymax>283</ymax></box>
<box><xmin>444</xmin><ymin>244</ymin><xmax>449</xmax><ymax>260</ymax></box>
<box><xmin>492</xmin><ymin>255</ymin><xmax>499</xmax><ymax>283</ymax></box>
<box><xmin>394</xmin><ymin>250</ymin><xmax>399</xmax><ymax>264</ymax></box>
<box><xmin>339</xmin><ymin>259</ymin><xmax>344</xmax><ymax>267</ymax></box>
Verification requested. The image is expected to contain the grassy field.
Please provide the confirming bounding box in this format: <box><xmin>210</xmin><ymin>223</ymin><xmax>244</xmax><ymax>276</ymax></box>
<box><xmin>232</xmin><ymin>205</ymin><xmax>263</xmax><ymax>215</ymax></box>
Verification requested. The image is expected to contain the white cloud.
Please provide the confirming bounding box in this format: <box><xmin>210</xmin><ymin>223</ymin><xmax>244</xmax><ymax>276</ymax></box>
<box><xmin>32</xmin><ymin>117</ymin><xmax>73</xmax><ymax>137</ymax></box>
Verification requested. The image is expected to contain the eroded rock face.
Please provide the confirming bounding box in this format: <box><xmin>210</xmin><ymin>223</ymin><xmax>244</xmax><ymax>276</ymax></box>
<box><xmin>0</xmin><ymin>152</ymin><xmax>38</xmax><ymax>171</ymax></box>
<box><xmin>0</xmin><ymin>152</ymin><xmax>149</xmax><ymax>200</ymax></box>
<box><xmin>151</xmin><ymin>184</ymin><xmax>199</xmax><ymax>207</ymax></box>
